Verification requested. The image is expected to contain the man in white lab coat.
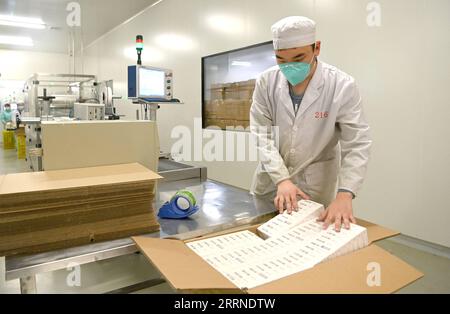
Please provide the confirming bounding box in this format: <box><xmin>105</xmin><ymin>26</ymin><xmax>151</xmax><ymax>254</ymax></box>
<box><xmin>250</xmin><ymin>16</ymin><xmax>372</xmax><ymax>231</ymax></box>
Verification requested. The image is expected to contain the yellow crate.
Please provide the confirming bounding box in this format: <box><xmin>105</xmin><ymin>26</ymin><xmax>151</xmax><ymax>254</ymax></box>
<box><xmin>17</xmin><ymin>135</ymin><xmax>26</xmax><ymax>159</ymax></box>
<box><xmin>3</xmin><ymin>130</ymin><xmax>15</xmax><ymax>150</ymax></box>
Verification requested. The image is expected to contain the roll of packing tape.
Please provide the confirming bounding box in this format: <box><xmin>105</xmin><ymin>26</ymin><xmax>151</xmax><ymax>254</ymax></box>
<box><xmin>175</xmin><ymin>190</ymin><xmax>196</xmax><ymax>208</ymax></box>
<box><xmin>158</xmin><ymin>190</ymin><xmax>199</xmax><ymax>219</ymax></box>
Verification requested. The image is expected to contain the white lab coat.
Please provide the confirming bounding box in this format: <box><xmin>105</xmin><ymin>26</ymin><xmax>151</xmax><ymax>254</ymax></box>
<box><xmin>250</xmin><ymin>60</ymin><xmax>372</xmax><ymax>206</ymax></box>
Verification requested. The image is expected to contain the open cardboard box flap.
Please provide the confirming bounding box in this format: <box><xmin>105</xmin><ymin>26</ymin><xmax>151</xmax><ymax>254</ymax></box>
<box><xmin>133</xmin><ymin>219</ymin><xmax>423</xmax><ymax>294</ymax></box>
<box><xmin>133</xmin><ymin>237</ymin><xmax>240</xmax><ymax>293</ymax></box>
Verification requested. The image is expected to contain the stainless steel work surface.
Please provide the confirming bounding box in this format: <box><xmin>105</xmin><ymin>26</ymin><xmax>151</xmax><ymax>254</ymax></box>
<box><xmin>158</xmin><ymin>159</ymin><xmax>193</xmax><ymax>172</ymax></box>
<box><xmin>4</xmin><ymin>178</ymin><xmax>276</xmax><ymax>281</ymax></box>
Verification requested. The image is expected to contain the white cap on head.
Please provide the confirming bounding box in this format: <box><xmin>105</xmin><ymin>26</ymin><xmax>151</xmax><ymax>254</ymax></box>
<box><xmin>271</xmin><ymin>16</ymin><xmax>316</xmax><ymax>50</ymax></box>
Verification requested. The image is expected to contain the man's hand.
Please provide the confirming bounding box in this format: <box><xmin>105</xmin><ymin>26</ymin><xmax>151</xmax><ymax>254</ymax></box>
<box><xmin>318</xmin><ymin>192</ymin><xmax>356</xmax><ymax>232</ymax></box>
<box><xmin>275</xmin><ymin>180</ymin><xmax>310</xmax><ymax>214</ymax></box>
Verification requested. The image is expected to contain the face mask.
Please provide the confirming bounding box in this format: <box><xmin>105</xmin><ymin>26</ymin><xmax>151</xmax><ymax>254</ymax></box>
<box><xmin>279</xmin><ymin>54</ymin><xmax>316</xmax><ymax>86</ymax></box>
<box><xmin>5</xmin><ymin>108</ymin><xmax>11</xmax><ymax>112</ymax></box>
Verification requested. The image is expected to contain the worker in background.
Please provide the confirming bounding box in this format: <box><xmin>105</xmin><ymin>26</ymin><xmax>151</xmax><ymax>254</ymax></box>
<box><xmin>0</xmin><ymin>103</ymin><xmax>13</xmax><ymax>128</ymax></box>
<box><xmin>250</xmin><ymin>16</ymin><xmax>372</xmax><ymax>232</ymax></box>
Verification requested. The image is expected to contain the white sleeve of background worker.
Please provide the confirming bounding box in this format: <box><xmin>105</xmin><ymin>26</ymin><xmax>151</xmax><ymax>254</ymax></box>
<box><xmin>250</xmin><ymin>75</ymin><xmax>290</xmax><ymax>185</ymax></box>
<box><xmin>337</xmin><ymin>79</ymin><xmax>372</xmax><ymax>195</ymax></box>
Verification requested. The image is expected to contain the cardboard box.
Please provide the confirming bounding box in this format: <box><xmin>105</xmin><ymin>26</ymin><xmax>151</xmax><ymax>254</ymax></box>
<box><xmin>238</xmin><ymin>85</ymin><xmax>255</xmax><ymax>101</ymax></box>
<box><xmin>224</xmin><ymin>83</ymin><xmax>240</xmax><ymax>100</ymax></box>
<box><xmin>220</xmin><ymin>81</ymin><xmax>255</xmax><ymax>101</ymax></box>
<box><xmin>210</xmin><ymin>83</ymin><xmax>225</xmax><ymax>100</ymax></box>
<box><xmin>216</xmin><ymin>120</ymin><xmax>238</xmax><ymax>130</ymax></box>
<box><xmin>205</xmin><ymin>119</ymin><xmax>237</xmax><ymax>130</ymax></box>
<box><xmin>239</xmin><ymin>79</ymin><xmax>257</xmax><ymax>87</ymax></box>
<box><xmin>208</xmin><ymin>80</ymin><xmax>254</xmax><ymax>118</ymax></box>
<box><xmin>236</xmin><ymin>100</ymin><xmax>252</xmax><ymax>121</ymax></box>
<box><xmin>216</xmin><ymin>100</ymin><xmax>240</xmax><ymax>120</ymax></box>
<box><xmin>205</xmin><ymin>119</ymin><xmax>222</xmax><ymax>129</ymax></box>
<box><xmin>216</xmin><ymin>100</ymin><xmax>228</xmax><ymax>119</ymax></box>
<box><xmin>221</xmin><ymin>100</ymin><xmax>252</xmax><ymax>121</ymax></box>
<box><xmin>133</xmin><ymin>219</ymin><xmax>423</xmax><ymax>294</ymax></box>
<box><xmin>205</xmin><ymin>118</ymin><xmax>249</xmax><ymax>130</ymax></box>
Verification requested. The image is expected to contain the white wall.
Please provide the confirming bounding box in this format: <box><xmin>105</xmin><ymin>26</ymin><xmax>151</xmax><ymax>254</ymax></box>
<box><xmin>0</xmin><ymin>49</ymin><xmax>81</xmax><ymax>81</ymax></box>
<box><xmin>82</xmin><ymin>0</ymin><xmax>450</xmax><ymax>247</ymax></box>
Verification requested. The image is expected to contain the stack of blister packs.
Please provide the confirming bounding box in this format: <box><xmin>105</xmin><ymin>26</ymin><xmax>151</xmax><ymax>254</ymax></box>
<box><xmin>187</xmin><ymin>200</ymin><xmax>368</xmax><ymax>290</ymax></box>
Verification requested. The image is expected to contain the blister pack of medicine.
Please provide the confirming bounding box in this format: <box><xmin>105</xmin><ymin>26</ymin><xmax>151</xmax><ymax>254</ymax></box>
<box><xmin>257</xmin><ymin>200</ymin><xmax>324</xmax><ymax>239</ymax></box>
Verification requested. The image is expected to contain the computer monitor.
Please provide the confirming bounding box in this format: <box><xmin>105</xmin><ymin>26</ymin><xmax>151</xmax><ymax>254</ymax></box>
<box><xmin>128</xmin><ymin>65</ymin><xmax>173</xmax><ymax>101</ymax></box>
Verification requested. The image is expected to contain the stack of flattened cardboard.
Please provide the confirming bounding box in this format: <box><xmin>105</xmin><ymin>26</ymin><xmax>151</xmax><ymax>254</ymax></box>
<box><xmin>0</xmin><ymin>163</ymin><xmax>162</xmax><ymax>257</ymax></box>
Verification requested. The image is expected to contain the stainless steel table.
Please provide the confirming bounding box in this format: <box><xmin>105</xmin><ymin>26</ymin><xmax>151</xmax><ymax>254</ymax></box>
<box><xmin>4</xmin><ymin>160</ymin><xmax>276</xmax><ymax>294</ymax></box>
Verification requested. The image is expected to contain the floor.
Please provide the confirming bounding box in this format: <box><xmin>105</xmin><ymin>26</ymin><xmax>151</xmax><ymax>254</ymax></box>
<box><xmin>0</xmin><ymin>140</ymin><xmax>30</xmax><ymax>174</ymax></box>
<box><xmin>0</xmin><ymin>144</ymin><xmax>449</xmax><ymax>294</ymax></box>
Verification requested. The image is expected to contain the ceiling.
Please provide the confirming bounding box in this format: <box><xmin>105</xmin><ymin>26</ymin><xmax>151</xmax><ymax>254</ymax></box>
<box><xmin>0</xmin><ymin>0</ymin><xmax>160</xmax><ymax>53</ymax></box>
